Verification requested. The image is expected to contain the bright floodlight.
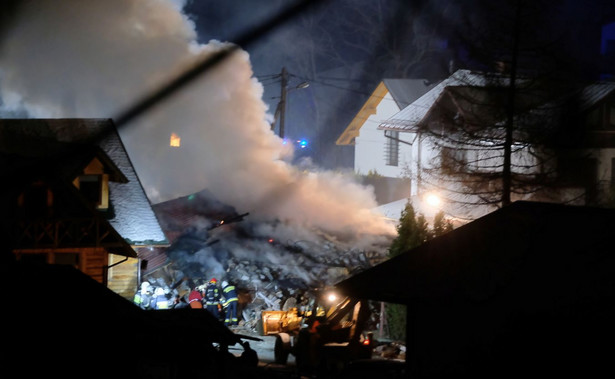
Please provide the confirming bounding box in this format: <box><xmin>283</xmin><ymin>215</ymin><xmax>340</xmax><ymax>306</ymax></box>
<box><xmin>327</xmin><ymin>293</ymin><xmax>337</xmax><ymax>303</ymax></box>
<box><xmin>425</xmin><ymin>193</ymin><xmax>441</xmax><ymax>207</ymax></box>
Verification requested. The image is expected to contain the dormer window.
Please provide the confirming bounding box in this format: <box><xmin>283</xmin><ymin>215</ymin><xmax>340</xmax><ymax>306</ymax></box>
<box><xmin>78</xmin><ymin>175</ymin><xmax>103</xmax><ymax>205</ymax></box>
<box><xmin>73</xmin><ymin>158</ymin><xmax>109</xmax><ymax>210</ymax></box>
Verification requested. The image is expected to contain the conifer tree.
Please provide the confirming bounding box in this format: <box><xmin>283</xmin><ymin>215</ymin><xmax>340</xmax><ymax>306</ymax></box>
<box><xmin>385</xmin><ymin>201</ymin><xmax>452</xmax><ymax>340</ymax></box>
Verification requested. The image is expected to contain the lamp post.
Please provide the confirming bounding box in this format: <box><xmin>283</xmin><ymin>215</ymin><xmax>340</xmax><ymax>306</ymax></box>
<box><xmin>271</xmin><ymin>67</ymin><xmax>309</xmax><ymax>139</ymax></box>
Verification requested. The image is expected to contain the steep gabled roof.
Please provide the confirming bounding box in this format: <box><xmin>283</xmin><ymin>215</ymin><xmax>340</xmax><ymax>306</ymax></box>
<box><xmin>0</xmin><ymin>118</ymin><xmax>167</xmax><ymax>246</ymax></box>
<box><xmin>577</xmin><ymin>81</ymin><xmax>615</xmax><ymax>111</ymax></box>
<box><xmin>382</xmin><ymin>79</ymin><xmax>438</xmax><ymax>109</ymax></box>
<box><xmin>381</xmin><ymin>69</ymin><xmax>615</xmax><ymax>135</ymax></box>
<box><xmin>336</xmin><ymin>79</ymin><xmax>435</xmax><ymax>145</ymax></box>
<box><xmin>379</xmin><ymin>70</ymin><xmax>509</xmax><ymax>131</ymax></box>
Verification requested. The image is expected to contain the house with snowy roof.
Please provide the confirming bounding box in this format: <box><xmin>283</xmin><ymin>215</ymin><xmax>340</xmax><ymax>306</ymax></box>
<box><xmin>376</xmin><ymin>69</ymin><xmax>615</xmax><ymax>222</ymax></box>
<box><xmin>0</xmin><ymin>118</ymin><xmax>168</xmax><ymax>299</ymax></box>
<box><xmin>336</xmin><ymin>79</ymin><xmax>436</xmax><ymax>219</ymax></box>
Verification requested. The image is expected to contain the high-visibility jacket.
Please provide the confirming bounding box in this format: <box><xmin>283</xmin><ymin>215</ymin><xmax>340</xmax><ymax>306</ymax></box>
<box><xmin>133</xmin><ymin>292</ymin><xmax>143</xmax><ymax>306</ymax></box>
<box><xmin>154</xmin><ymin>294</ymin><xmax>170</xmax><ymax>310</ymax></box>
<box><xmin>134</xmin><ymin>292</ymin><xmax>152</xmax><ymax>309</ymax></box>
<box><xmin>222</xmin><ymin>284</ymin><xmax>238</xmax><ymax>307</ymax></box>
<box><xmin>204</xmin><ymin>284</ymin><xmax>221</xmax><ymax>306</ymax></box>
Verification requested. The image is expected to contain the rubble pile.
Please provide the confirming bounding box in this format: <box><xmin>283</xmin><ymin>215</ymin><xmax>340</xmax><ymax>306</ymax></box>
<box><xmin>144</xmin><ymin>230</ymin><xmax>389</xmax><ymax>331</ymax></box>
<box><xmin>146</xmin><ymin>190</ymin><xmax>393</xmax><ymax>331</ymax></box>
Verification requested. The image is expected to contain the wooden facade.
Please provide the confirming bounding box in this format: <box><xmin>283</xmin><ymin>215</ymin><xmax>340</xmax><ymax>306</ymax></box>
<box><xmin>1</xmin><ymin>119</ymin><xmax>167</xmax><ymax>298</ymax></box>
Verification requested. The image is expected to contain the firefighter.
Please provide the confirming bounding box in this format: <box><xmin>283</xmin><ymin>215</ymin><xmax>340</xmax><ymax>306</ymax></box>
<box><xmin>153</xmin><ymin>287</ymin><xmax>171</xmax><ymax>309</ymax></box>
<box><xmin>204</xmin><ymin>278</ymin><xmax>222</xmax><ymax>320</ymax></box>
<box><xmin>221</xmin><ymin>280</ymin><xmax>239</xmax><ymax>326</ymax></box>
<box><xmin>188</xmin><ymin>284</ymin><xmax>205</xmax><ymax>309</ymax></box>
<box><xmin>133</xmin><ymin>281</ymin><xmax>153</xmax><ymax>310</ymax></box>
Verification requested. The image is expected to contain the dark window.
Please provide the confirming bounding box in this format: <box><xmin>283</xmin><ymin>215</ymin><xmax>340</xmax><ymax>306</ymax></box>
<box><xmin>79</xmin><ymin>175</ymin><xmax>102</xmax><ymax>205</ymax></box>
<box><xmin>384</xmin><ymin>131</ymin><xmax>399</xmax><ymax>166</ymax></box>
<box><xmin>54</xmin><ymin>253</ymin><xmax>80</xmax><ymax>269</ymax></box>
<box><xmin>441</xmin><ymin>147</ymin><xmax>466</xmax><ymax>173</ymax></box>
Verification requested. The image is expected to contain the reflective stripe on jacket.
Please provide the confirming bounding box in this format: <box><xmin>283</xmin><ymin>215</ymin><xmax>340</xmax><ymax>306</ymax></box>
<box><xmin>205</xmin><ymin>284</ymin><xmax>221</xmax><ymax>305</ymax></box>
<box><xmin>155</xmin><ymin>295</ymin><xmax>170</xmax><ymax>310</ymax></box>
<box><xmin>222</xmin><ymin>285</ymin><xmax>238</xmax><ymax>306</ymax></box>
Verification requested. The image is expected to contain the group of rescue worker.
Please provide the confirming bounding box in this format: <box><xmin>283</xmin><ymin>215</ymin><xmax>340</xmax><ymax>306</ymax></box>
<box><xmin>134</xmin><ymin>277</ymin><xmax>239</xmax><ymax>327</ymax></box>
<box><xmin>189</xmin><ymin>278</ymin><xmax>239</xmax><ymax>326</ymax></box>
<box><xmin>133</xmin><ymin>281</ymin><xmax>181</xmax><ymax>310</ymax></box>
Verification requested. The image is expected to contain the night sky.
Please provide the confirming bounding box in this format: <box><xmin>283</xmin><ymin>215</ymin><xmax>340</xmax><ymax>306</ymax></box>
<box><xmin>184</xmin><ymin>0</ymin><xmax>615</xmax><ymax>169</ymax></box>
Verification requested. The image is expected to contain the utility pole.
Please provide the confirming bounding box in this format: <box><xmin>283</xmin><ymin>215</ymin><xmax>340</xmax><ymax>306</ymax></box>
<box><xmin>278</xmin><ymin>67</ymin><xmax>289</xmax><ymax>139</ymax></box>
<box><xmin>270</xmin><ymin>67</ymin><xmax>308</xmax><ymax>139</ymax></box>
<box><xmin>270</xmin><ymin>67</ymin><xmax>289</xmax><ymax>138</ymax></box>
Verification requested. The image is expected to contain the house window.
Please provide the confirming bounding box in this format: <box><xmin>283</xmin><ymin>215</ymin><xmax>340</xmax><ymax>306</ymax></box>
<box><xmin>384</xmin><ymin>131</ymin><xmax>399</xmax><ymax>166</ymax></box>
<box><xmin>585</xmin><ymin>107</ymin><xmax>600</xmax><ymax>128</ymax></box>
<box><xmin>78</xmin><ymin>175</ymin><xmax>102</xmax><ymax>205</ymax></box>
<box><xmin>441</xmin><ymin>147</ymin><xmax>466</xmax><ymax>173</ymax></box>
<box><xmin>53</xmin><ymin>253</ymin><xmax>80</xmax><ymax>269</ymax></box>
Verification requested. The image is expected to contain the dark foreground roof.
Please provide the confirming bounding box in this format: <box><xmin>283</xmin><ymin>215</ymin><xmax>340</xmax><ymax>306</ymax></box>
<box><xmin>336</xmin><ymin>201</ymin><xmax>615</xmax><ymax>377</ymax></box>
<box><xmin>336</xmin><ymin>201</ymin><xmax>615</xmax><ymax>304</ymax></box>
<box><xmin>2</xmin><ymin>260</ymin><xmax>244</xmax><ymax>377</ymax></box>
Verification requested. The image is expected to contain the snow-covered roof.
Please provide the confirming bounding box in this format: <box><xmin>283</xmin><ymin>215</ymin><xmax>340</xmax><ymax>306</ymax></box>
<box><xmin>381</xmin><ymin>69</ymin><xmax>615</xmax><ymax>133</ymax></box>
<box><xmin>575</xmin><ymin>81</ymin><xmax>615</xmax><ymax>111</ymax></box>
<box><xmin>0</xmin><ymin>118</ymin><xmax>168</xmax><ymax>246</ymax></box>
<box><xmin>379</xmin><ymin>70</ymin><xmax>509</xmax><ymax>131</ymax></box>
<box><xmin>382</xmin><ymin>79</ymin><xmax>438</xmax><ymax>109</ymax></box>
<box><xmin>337</xmin><ymin>78</ymin><xmax>436</xmax><ymax>145</ymax></box>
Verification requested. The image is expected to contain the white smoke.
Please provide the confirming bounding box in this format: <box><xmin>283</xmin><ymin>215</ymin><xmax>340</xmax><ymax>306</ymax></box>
<box><xmin>0</xmin><ymin>0</ymin><xmax>395</xmax><ymax>239</ymax></box>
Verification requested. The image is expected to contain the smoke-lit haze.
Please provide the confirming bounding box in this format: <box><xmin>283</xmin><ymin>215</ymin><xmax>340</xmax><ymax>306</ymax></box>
<box><xmin>0</xmin><ymin>0</ymin><xmax>394</xmax><ymax>239</ymax></box>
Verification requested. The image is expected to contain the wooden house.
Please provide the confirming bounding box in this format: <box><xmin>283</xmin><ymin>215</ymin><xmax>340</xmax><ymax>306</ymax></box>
<box><xmin>0</xmin><ymin>118</ymin><xmax>167</xmax><ymax>299</ymax></box>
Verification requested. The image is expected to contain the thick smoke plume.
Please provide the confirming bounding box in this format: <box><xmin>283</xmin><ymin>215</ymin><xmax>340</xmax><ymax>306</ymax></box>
<box><xmin>0</xmin><ymin>0</ymin><xmax>394</xmax><ymax>241</ymax></box>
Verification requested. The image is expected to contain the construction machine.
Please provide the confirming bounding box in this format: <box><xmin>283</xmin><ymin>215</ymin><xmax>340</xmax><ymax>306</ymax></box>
<box><xmin>260</xmin><ymin>289</ymin><xmax>374</xmax><ymax>375</ymax></box>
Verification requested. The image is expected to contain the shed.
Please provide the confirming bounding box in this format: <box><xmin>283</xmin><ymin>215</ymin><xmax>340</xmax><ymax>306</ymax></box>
<box><xmin>336</xmin><ymin>201</ymin><xmax>615</xmax><ymax>378</ymax></box>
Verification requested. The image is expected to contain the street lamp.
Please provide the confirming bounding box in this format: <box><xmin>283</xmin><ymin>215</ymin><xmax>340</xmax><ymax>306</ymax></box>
<box><xmin>425</xmin><ymin>193</ymin><xmax>441</xmax><ymax>208</ymax></box>
<box><xmin>271</xmin><ymin>67</ymin><xmax>309</xmax><ymax>139</ymax></box>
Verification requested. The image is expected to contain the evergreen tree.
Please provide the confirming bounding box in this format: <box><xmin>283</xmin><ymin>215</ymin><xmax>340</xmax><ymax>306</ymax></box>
<box><xmin>385</xmin><ymin>201</ymin><xmax>452</xmax><ymax>340</ymax></box>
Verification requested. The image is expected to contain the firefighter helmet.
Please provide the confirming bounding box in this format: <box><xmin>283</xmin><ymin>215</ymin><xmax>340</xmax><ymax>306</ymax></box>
<box><xmin>210</xmin><ymin>278</ymin><xmax>217</xmax><ymax>284</ymax></box>
<box><xmin>222</xmin><ymin>281</ymin><xmax>228</xmax><ymax>288</ymax></box>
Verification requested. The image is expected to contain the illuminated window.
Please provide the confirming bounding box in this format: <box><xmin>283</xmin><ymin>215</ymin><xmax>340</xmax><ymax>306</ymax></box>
<box><xmin>170</xmin><ymin>133</ymin><xmax>181</xmax><ymax>147</ymax></box>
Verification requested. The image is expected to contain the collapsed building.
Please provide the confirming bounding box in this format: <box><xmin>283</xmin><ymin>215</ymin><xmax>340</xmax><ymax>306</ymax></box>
<box><xmin>137</xmin><ymin>189</ymin><xmax>393</xmax><ymax>331</ymax></box>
